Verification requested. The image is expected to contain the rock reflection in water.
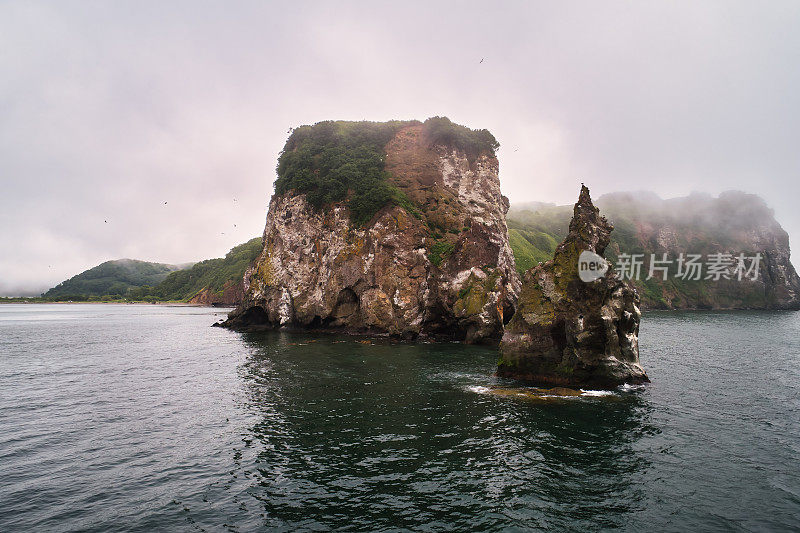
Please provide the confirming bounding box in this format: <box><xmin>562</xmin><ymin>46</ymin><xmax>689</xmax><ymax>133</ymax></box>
<box><xmin>231</xmin><ymin>331</ymin><xmax>654</xmax><ymax>531</ymax></box>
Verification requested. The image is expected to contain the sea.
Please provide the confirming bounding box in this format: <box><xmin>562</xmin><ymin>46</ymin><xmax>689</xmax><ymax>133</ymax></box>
<box><xmin>1</xmin><ymin>304</ymin><xmax>798</xmax><ymax>531</ymax></box>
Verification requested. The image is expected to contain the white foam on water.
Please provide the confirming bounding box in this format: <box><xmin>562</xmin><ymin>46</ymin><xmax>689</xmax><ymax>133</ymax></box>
<box><xmin>580</xmin><ymin>389</ymin><xmax>616</xmax><ymax>397</ymax></box>
<box><xmin>618</xmin><ymin>383</ymin><xmax>646</xmax><ymax>392</ymax></box>
<box><xmin>466</xmin><ymin>385</ymin><xmax>619</xmax><ymax>399</ymax></box>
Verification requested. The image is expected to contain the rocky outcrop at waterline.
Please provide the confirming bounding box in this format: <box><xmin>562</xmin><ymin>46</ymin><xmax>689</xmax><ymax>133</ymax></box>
<box><xmin>498</xmin><ymin>186</ymin><xmax>649</xmax><ymax>389</ymax></box>
<box><xmin>221</xmin><ymin>118</ymin><xmax>521</xmax><ymax>342</ymax></box>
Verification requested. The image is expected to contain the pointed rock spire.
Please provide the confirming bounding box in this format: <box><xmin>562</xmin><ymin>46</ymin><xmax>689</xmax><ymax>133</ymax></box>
<box><xmin>498</xmin><ymin>185</ymin><xmax>648</xmax><ymax>389</ymax></box>
<box><xmin>565</xmin><ymin>184</ymin><xmax>613</xmax><ymax>256</ymax></box>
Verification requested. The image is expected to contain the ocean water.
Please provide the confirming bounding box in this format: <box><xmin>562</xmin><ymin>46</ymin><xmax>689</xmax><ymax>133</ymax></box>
<box><xmin>0</xmin><ymin>304</ymin><xmax>798</xmax><ymax>532</ymax></box>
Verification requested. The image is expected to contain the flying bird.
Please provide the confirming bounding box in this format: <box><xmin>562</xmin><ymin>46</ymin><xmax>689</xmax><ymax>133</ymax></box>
<box><xmin>479</xmin><ymin>58</ymin><xmax>484</xmax><ymax>63</ymax></box>
<box><xmin>104</xmin><ymin>220</ymin><xmax>108</xmax><ymax>223</ymax></box>
<box><xmin>164</xmin><ymin>201</ymin><xmax>168</xmax><ymax>205</ymax></box>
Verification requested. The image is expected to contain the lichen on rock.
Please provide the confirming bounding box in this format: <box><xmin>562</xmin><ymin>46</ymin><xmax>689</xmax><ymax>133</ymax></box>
<box><xmin>221</xmin><ymin>118</ymin><xmax>520</xmax><ymax>343</ymax></box>
<box><xmin>498</xmin><ymin>185</ymin><xmax>649</xmax><ymax>388</ymax></box>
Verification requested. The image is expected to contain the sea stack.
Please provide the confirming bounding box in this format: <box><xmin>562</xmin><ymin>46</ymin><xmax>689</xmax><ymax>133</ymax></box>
<box><xmin>498</xmin><ymin>185</ymin><xmax>648</xmax><ymax>389</ymax></box>
<box><xmin>222</xmin><ymin>118</ymin><xmax>520</xmax><ymax>343</ymax></box>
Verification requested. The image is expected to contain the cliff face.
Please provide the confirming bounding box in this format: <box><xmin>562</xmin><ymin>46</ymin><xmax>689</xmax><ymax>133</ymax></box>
<box><xmin>599</xmin><ymin>191</ymin><xmax>800</xmax><ymax>309</ymax></box>
<box><xmin>508</xmin><ymin>191</ymin><xmax>800</xmax><ymax>310</ymax></box>
<box><xmin>499</xmin><ymin>186</ymin><xmax>648</xmax><ymax>389</ymax></box>
<box><xmin>187</xmin><ymin>280</ymin><xmax>244</xmax><ymax>306</ymax></box>
<box><xmin>223</xmin><ymin>120</ymin><xmax>520</xmax><ymax>342</ymax></box>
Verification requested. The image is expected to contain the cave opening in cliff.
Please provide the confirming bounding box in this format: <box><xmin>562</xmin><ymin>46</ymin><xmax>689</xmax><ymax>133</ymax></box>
<box><xmin>503</xmin><ymin>302</ymin><xmax>515</xmax><ymax>325</ymax></box>
<box><xmin>327</xmin><ymin>288</ymin><xmax>361</xmax><ymax>327</ymax></box>
<box><xmin>237</xmin><ymin>305</ymin><xmax>270</xmax><ymax>327</ymax></box>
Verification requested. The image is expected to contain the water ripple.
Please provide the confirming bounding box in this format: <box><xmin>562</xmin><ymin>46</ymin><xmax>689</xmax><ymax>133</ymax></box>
<box><xmin>0</xmin><ymin>305</ymin><xmax>798</xmax><ymax>530</ymax></box>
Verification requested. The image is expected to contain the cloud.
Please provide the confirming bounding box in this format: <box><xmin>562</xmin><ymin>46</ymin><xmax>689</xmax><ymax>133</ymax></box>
<box><xmin>2</xmin><ymin>1</ymin><xmax>800</xmax><ymax>295</ymax></box>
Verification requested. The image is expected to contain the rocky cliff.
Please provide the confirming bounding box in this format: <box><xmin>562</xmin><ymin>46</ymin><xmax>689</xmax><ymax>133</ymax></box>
<box><xmin>508</xmin><ymin>191</ymin><xmax>800</xmax><ymax>310</ymax></box>
<box><xmin>222</xmin><ymin>118</ymin><xmax>520</xmax><ymax>342</ymax></box>
<box><xmin>498</xmin><ymin>186</ymin><xmax>649</xmax><ymax>389</ymax></box>
<box><xmin>187</xmin><ymin>280</ymin><xmax>244</xmax><ymax>306</ymax></box>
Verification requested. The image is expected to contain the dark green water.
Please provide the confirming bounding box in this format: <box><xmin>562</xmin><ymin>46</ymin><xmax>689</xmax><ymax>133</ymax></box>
<box><xmin>1</xmin><ymin>304</ymin><xmax>798</xmax><ymax>531</ymax></box>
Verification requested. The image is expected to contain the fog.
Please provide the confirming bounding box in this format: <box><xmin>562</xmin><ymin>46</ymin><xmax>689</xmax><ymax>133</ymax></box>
<box><xmin>2</xmin><ymin>1</ymin><xmax>800</xmax><ymax>295</ymax></box>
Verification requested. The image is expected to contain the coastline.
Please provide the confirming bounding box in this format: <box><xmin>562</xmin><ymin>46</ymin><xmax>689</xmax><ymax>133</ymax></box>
<box><xmin>0</xmin><ymin>300</ymin><xmax>223</xmax><ymax>307</ymax></box>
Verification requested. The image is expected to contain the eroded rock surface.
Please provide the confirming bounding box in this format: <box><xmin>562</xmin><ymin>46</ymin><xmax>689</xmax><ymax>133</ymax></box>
<box><xmin>498</xmin><ymin>186</ymin><xmax>648</xmax><ymax>388</ymax></box>
<box><xmin>188</xmin><ymin>280</ymin><xmax>244</xmax><ymax>306</ymax></box>
<box><xmin>222</xmin><ymin>122</ymin><xmax>520</xmax><ymax>343</ymax></box>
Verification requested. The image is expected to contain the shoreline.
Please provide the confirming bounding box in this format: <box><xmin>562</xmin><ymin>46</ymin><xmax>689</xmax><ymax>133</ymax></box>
<box><xmin>0</xmin><ymin>300</ymin><xmax>228</xmax><ymax>307</ymax></box>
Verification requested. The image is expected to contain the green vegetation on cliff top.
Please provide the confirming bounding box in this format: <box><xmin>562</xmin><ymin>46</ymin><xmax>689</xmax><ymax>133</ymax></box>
<box><xmin>274</xmin><ymin>117</ymin><xmax>499</xmax><ymax>225</ymax></box>
<box><xmin>423</xmin><ymin>116</ymin><xmax>500</xmax><ymax>158</ymax></box>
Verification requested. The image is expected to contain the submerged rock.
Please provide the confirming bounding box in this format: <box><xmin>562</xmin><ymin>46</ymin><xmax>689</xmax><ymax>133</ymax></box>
<box><xmin>222</xmin><ymin>119</ymin><xmax>520</xmax><ymax>343</ymax></box>
<box><xmin>498</xmin><ymin>185</ymin><xmax>648</xmax><ymax>389</ymax></box>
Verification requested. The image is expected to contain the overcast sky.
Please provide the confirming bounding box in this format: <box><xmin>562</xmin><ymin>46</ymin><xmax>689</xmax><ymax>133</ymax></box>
<box><xmin>2</xmin><ymin>1</ymin><xmax>800</xmax><ymax>295</ymax></box>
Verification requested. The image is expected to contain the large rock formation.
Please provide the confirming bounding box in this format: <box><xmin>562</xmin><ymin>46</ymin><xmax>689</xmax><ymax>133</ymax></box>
<box><xmin>498</xmin><ymin>186</ymin><xmax>649</xmax><ymax>389</ymax></box>
<box><xmin>222</xmin><ymin>119</ymin><xmax>520</xmax><ymax>342</ymax></box>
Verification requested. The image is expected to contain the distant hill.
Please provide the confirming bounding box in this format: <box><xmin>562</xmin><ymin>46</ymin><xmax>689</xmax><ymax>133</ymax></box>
<box><xmin>40</xmin><ymin>238</ymin><xmax>263</xmax><ymax>304</ymax></box>
<box><xmin>43</xmin><ymin>259</ymin><xmax>186</xmax><ymax>299</ymax></box>
<box><xmin>130</xmin><ymin>237</ymin><xmax>262</xmax><ymax>304</ymax></box>
<box><xmin>507</xmin><ymin>191</ymin><xmax>800</xmax><ymax>310</ymax></box>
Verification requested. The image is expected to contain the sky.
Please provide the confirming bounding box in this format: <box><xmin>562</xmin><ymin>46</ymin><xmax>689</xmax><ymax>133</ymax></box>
<box><xmin>2</xmin><ymin>1</ymin><xmax>800</xmax><ymax>296</ymax></box>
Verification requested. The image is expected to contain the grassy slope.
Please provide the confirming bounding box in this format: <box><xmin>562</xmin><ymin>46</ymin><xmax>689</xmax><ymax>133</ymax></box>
<box><xmin>131</xmin><ymin>238</ymin><xmax>262</xmax><ymax>301</ymax></box>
